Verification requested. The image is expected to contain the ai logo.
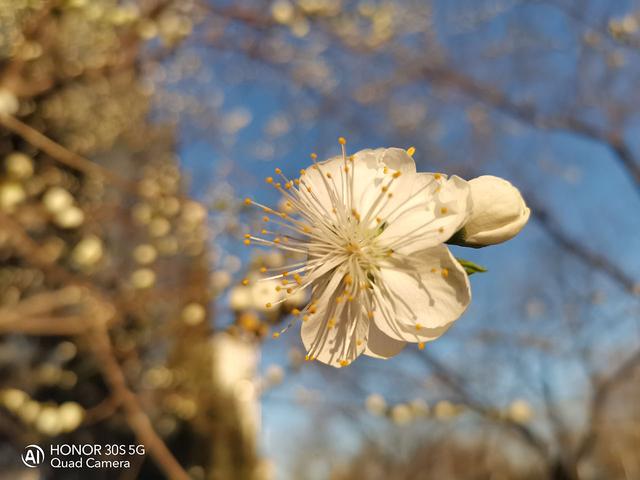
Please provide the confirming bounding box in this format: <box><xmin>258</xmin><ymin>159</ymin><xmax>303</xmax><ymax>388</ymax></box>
<box><xmin>21</xmin><ymin>445</ymin><xmax>45</xmax><ymax>468</ymax></box>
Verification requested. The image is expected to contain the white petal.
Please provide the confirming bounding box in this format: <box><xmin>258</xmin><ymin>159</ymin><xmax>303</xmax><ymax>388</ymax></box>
<box><xmin>298</xmin><ymin>149</ymin><xmax>382</xmax><ymax>220</ymax></box>
<box><xmin>381</xmin><ymin>148</ymin><xmax>417</xmax><ymax>174</ymax></box>
<box><xmin>378</xmin><ymin>174</ymin><xmax>471</xmax><ymax>254</ymax></box>
<box><xmin>364</xmin><ymin>321</ymin><xmax>406</xmax><ymax>359</ymax></box>
<box><xmin>301</xmin><ymin>269</ymin><xmax>368</xmax><ymax>367</ymax></box>
<box><xmin>372</xmin><ymin>245</ymin><xmax>470</xmax><ymax>343</ymax></box>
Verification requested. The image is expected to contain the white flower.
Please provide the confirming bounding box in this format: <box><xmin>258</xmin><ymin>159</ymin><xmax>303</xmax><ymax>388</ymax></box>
<box><xmin>211</xmin><ymin>333</ymin><xmax>257</xmax><ymax>393</ymax></box>
<box><xmin>229</xmin><ymin>277</ymin><xmax>306</xmax><ymax>312</ymax></box>
<box><xmin>454</xmin><ymin>175</ymin><xmax>530</xmax><ymax>247</ymax></box>
<box><xmin>244</xmin><ymin>143</ymin><xmax>472</xmax><ymax>367</ymax></box>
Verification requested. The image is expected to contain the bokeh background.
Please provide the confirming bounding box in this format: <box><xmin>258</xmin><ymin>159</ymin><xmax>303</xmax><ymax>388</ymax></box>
<box><xmin>1</xmin><ymin>0</ymin><xmax>640</xmax><ymax>479</ymax></box>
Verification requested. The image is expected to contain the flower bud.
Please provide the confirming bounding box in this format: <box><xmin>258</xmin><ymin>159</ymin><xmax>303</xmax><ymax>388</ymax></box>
<box><xmin>452</xmin><ymin>175</ymin><xmax>530</xmax><ymax>247</ymax></box>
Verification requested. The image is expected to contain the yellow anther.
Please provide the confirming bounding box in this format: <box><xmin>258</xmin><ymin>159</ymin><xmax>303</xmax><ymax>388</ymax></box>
<box><xmin>244</xmin><ymin>197</ymin><xmax>252</xmax><ymax>205</ymax></box>
<box><xmin>356</xmin><ymin>340</ymin><xmax>363</xmax><ymax>346</ymax></box>
<box><xmin>275</xmin><ymin>182</ymin><xmax>281</xmax><ymax>188</ymax></box>
<box><xmin>440</xmin><ymin>207</ymin><xmax>448</xmax><ymax>214</ymax></box>
<box><xmin>416</xmin><ymin>323</ymin><xmax>422</xmax><ymax>331</ymax></box>
<box><xmin>306</xmin><ymin>187</ymin><xmax>312</xmax><ymax>193</ymax></box>
<box><xmin>441</xmin><ymin>268</ymin><xmax>449</xmax><ymax>278</ymax></box>
<box><xmin>272</xmin><ymin>332</ymin><xmax>280</xmax><ymax>338</ymax></box>
<box><xmin>387</xmin><ymin>193</ymin><xmax>393</xmax><ymax>198</ymax></box>
<box><xmin>282</xmin><ymin>271</ymin><xmax>289</xmax><ymax>277</ymax></box>
<box><xmin>274</xmin><ymin>237</ymin><xmax>281</xmax><ymax>244</ymax></box>
<box><xmin>347</xmin><ymin>296</ymin><xmax>354</xmax><ymax>302</ymax></box>
<box><xmin>266</xmin><ymin>176</ymin><xmax>274</xmax><ymax>183</ymax></box>
<box><xmin>338</xmin><ymin>136</ymin><xmax>346</xmax><ymax>145</ymax></box>
<box><xmin>434</xmin><ymin>173</ymin><xmax>442</xmax><ymax>180</ymax></box>
<box><xmin>418</xmin><ymin>342</ymin><xmax>425</xmax><ymax>350</ymax></box>
<box><xmin>348</xmin><ymin>155</ymin><xmax>355</xmax><ymax>162</ymax></box>
<box><xmin>305</xmin><ymin>355</ymin><xmax>314</xmax><ymax>361</ymax></box>
<box><xmin>344</xmin><ymin>274</ymin><xmax>353</xmax><ymax>285</ymax></box>
<box><xmin>382</xmin><ymin>185</ymin><xmax>389</xmax><ymax>193</ymax></box>
<box><xmin>285</xmin><ymin>182</ymin><xmax>292</xmax><ymax>189</ymax></box>
<box><xmin>383</xmin><ymin>166</ymin><xmax>389</xmax><ymax>174</ymax></box>
<box><xmin>367</xmin><ymin>311</ymin><xmax>374</xmax><ymax>319</ymax></box>
<box><xmin>339</xmin><ymin>360</ymin><xmax>349</xmax><ymax>367</ymax></box>
<box><xmin>263</xmin><ymin>216</ymin><xmax>269</xmax><ymax>222</ymax></box>
<box><xmin>310</xmin><ymin>153</ymin><xmax>318</xmax><ymax>160</ymax></box>
<box><xmin>376</xmin><ymin>217</ymin><xmax>382</xmax><ymax>224</ymax></box>
<box><xmin>335</xmin><ymin>296</ymin><xmax>343</xmax><ymax>304</ymax></box>
<box><xmin>243</xmin><ymin>239</ymin><xmax>251</xmax><ymax>246</ymax></box>
<box><xmin>326</xmin><ymin>173</ymin><xmax>332</xmax><ymax>179</ymax></box>
<box><xmin>327</xmin><ymin>318</ymin><xmax>336</xmax><ymax>329</ymax></box>
<box><xmin>244</xmin><ymin>233</ymin><xmax>251</xmax><ymax>238</ymax></box>
<box><xmin>407</xmin><ymin>146</ymin><xmax>416</xmax><ymax>156</ymax></box>
<box><xmin>286</xmin><ymin>288</ymin><xmax>293</xmax><ymax>294</ymax></box>
<box><xmin>344</xmin><ymin>166</ymin><xmax>350</xmax><ymax>173</ymax></box>
<box><xmin>242</xmin><ymin>279</ymin><xmax>249</xmax><ymax>286</ymax></box>
<box><xmin>302</xmin><ymin>315</ymin><xmax>310</xmax><ymax>322</ymax></box>
<box><xmin>291</xmin><ymin>308</ymin><xmax>301</xmax><ymax>316</ymax></box>
<box><xmin>275</xmin><ymin>286</ymin><xmax>282</xmax><ymax>292</ymax></box>
<box><xmin>431</xmin><ymin>267</ymin><xmax>437</xmax><ymax>273</ymax></box>
<box><xmin>265</xmin><ymin>302</ymin><xmax>272</xmax><ymax>309</ymax></box>
<box><xmin>260</xmin><ymin>266</ymin><xmax>267</xmax><ymax>273</ymax></box>
<box><xmin>300</xmin><ymin>169</ymin><xmax>306</xmax><ymax>175</ymax></box>
<box><xmin>393</xmin><ymin>171</ymin><xmax>401</xmax><ymax>178</ymax></box>
<box><xmin>275</xmin><ymin>167</ymin><xmax>282</xmax><ymax>174</ymax></box>
<box><xmin>261</xmin><ymin>229</ymin><xmax>268</xmax><ymax>235</ymax></box>
<box><xmin>303</xmin><ymin>225</ymin><xmax>312</xmax><ymax>233</ymax></box>
<box><xmin>438</xmin><ymin>227</ymin><xmax>444</xmax><ymax>233</ymax></box>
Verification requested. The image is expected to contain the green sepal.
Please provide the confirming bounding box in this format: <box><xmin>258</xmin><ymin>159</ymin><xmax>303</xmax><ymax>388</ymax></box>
<box><xmin>456</xmin><ymin>258</ymin><xmax>488</xmax><ymax>276</ymax></box>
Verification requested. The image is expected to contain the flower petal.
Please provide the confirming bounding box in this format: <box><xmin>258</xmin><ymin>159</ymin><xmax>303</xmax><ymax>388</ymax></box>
<box><xmin>372</xmin><ymin>245</ymin><xmax>470</xmax><ymax>343</ymax></box>
<box><xmin>377</xmin><ymin>174</ymin><xmax>471</xmax><ymax>254</ymax></box>
<box><xmin>380</xmin><ymin>148</ymin><xmax>417</xmax><ymax>174</ymax></box>
<box><xmin>301</xmin><ymin>269</ymin><xmax>369</xmax><ymax>367</ymax></box>
<box><xmin>364</xmin><ymin>321</ymin><xmax>406</xmax><ymax>359</ymax></box>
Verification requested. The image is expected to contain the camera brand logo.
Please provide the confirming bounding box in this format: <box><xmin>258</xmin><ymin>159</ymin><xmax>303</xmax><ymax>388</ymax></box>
<box><xmin>21</xmin><ymin>445</ymin><xmax>45</xmax><ymax>468</ymax></box>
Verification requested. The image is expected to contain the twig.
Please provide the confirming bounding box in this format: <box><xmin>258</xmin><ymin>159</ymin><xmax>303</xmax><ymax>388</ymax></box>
<box><xmin>90</xmin><ymin>327</ymin><xmax>190</xmax><ymax>480</ymax></box>
<box><xmin>0</xmin><ymin>114</ymin><xmax>137</xmax><ymax>192</ymax></box>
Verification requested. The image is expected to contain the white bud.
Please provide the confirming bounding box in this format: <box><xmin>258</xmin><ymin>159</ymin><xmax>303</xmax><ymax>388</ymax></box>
<box><xmin>507</xmin><ymin>399</ymin><xmax>533</xmax><ymax>424</ymax></box>
<box><xmin>72</xmin><ymin>235</ymin><xmax>104</xmax><ymax>267</ymax></box>
<box><xmin>0</xmin><ymin>88</ymin><xmax>19</xmax><ymax>116</ymax></box>
<box><xmin>391</xmin><ymin>404</ymin><xmax>413</xmax><ymax>425</ymax></box>
<box><xmin>365</xmin><ymin>393</ymin><xmax>387</xmax><ymax>416</ymax></box>
<box><xmin>458</xmin><ymin>175</ymin><xmax>530</xmax><ymax>247</ymax></box>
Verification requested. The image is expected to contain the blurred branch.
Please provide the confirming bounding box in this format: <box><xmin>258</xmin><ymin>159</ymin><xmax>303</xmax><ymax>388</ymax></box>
<box><xmin>415</xmin><ymin>63</ymin><xmax>640</xmax><ymax>193</ymax></box>
<box><xmin>0</xmin><ymin>211</ymin><xmax>189</xmax><ymax>479</ymax></box>
<box><xmin>575</xmin><ymin>345</ymin><xmax>640</xmax><ymax>461</ymax></box>
<box><xmin>420</xmin><ymin>350</ymin><xmax>549</xmax><ymax>459</ymax></box>
<box><xmin>529</xmin><ymin>197</ymin><xmax>640</xmax><ymax>295</ymax></box>
<box><xmin>90</xmin><ymin>326</ymin><xmax>190</xmax><ymax>480</ymax></box>
<box><xmin>0</xmin><ymin>114</ymin><xmax>137</xmax><ymax>192</ymax></box>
